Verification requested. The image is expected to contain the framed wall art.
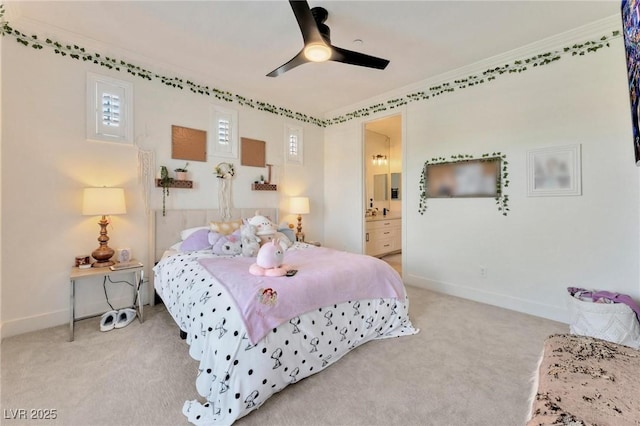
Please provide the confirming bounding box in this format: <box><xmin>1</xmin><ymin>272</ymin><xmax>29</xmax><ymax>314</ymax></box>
<box><xmin>419</xmin><ymin>153</ymin><xmax>509</xmax><ymax>216</ymax></box>
<box><xmin>425</xmin><ymin>158</ymin><xmax>501</xmax><ymax>198</ymax></box>
<box><xmin>527</xmin><ymin>144</ymin><xmax>581</xmax><ymax>196</ymax></box>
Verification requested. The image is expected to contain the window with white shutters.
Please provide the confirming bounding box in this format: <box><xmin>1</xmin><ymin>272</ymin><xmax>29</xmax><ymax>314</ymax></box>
<box><xmin>101</xmin><ymin>93</ymin><xmax>120</xmax><ymax>127</ymax></box>
<box><xmin>86</xmin><ymin>72</ymin><xmax>133</xmax><ymax>143</ymax></box>
<box><xmin>285</xmin><ymin>124</ymin><xmax>303</xmax><ymax>165</ymax></box>
<box><xmin>209</xmin><ymin>105</ymin><xmax>238</xmax><ymax>158</ymax></box>
<box><xmin>218</xmin><ymin>117</ymin><xmax>230</xmax><ymax>147</ymax></box>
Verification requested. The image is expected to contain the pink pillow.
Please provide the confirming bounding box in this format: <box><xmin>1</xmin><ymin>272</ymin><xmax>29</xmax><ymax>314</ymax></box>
<box><xmin>180</xmin><ymin>229</ymin><xmax>212</xmax><ymax>251</ymax></box>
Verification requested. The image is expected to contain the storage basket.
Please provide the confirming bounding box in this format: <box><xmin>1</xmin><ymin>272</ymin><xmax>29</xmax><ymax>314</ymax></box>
<box><xmin>567</xmin><ymin>294</ymin><xmax>640</xmax><ymax>348</ymax></box>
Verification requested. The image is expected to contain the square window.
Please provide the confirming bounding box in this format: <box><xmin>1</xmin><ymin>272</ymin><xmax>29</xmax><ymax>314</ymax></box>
<box><xmin>86</xmin><ymin>72</ymin><xmax>133</xmax><ymax>144</ymax></box>
<box><xmin>285</xmin><ymin>124</ymin><xmax>303</xmax><ymax>165</ymax></box>
<box><xmin>209</xmin><ymin>105</ymin><xmax>238</xmax><ymax>159</ymax></box>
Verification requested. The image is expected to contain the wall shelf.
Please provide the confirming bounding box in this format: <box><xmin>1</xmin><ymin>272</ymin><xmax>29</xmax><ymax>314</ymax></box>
<box><xmin>155</xmin><ymin>179</ymin><xmax>193</xmax><ymax>189</ymax></box>
<box><xmin>252</xmin><ymin>183</ymin><xmax>277</xmax><ymax>191</ymax></box>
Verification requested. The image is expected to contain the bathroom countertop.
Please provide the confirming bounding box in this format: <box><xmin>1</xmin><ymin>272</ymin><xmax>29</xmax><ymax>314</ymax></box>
<box><xmin>365</xmin><ymin>212</ymin><xmax>402</xmax><ymax>222</ymax></box>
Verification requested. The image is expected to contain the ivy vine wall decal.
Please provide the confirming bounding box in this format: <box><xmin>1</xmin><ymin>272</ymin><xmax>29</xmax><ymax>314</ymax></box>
<box><xmin>0</xmin><ymin>4</ymin><xmax>620</xmax><ymax>128</ymax></box>
<box><xmin>419</xmin><ymin>153</ymin><xmax>510</xmax><ymax>216</ymax></box>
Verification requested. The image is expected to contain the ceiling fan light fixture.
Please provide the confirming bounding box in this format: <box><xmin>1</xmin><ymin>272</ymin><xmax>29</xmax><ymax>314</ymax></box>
<box><xmin>303</xmin><ymin>43</ymin><xmax>331</xmax><ymax>62</ymax></box>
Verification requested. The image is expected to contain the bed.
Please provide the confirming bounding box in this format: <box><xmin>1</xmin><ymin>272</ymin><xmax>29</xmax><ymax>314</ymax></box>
<box><xmin>526</xmin><ymin>333</ymin><xmax>640</xmax><ymax>426</ymax></box>
<box><xmin>151</xmin><ymin>209</ymin><xmax>418</xmax><ymax>425</ymax></box>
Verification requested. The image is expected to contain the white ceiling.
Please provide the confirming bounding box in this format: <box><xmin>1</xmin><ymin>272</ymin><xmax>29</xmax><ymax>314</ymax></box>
<box><xmin>11</xmin><ymin>1</ymin><xmax>620</xmax><ymax>117</ymax></box>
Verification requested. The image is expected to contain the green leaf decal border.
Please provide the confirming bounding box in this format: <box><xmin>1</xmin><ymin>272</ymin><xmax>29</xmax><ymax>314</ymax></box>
<box><xmin>0</xmin><ymin>5</ymin><xmax>620</xmax><ymax>128</ymax></box>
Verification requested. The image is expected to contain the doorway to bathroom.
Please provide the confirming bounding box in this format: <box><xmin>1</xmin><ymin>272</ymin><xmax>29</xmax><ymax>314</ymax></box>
<box><xmin>363</xmin><ymin>114</ymin><xmax>403</xmax><ymax>275</ymax></box>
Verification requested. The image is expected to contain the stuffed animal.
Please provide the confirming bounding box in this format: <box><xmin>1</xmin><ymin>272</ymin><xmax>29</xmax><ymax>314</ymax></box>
<box><xmin>248</xmin><ymin>214</ymin><xmax>292</xmax><ymax>251</ymax></box>
<box><xmin>211</xmin><ymin>230</ymin><xmax>242</xmax><ymax>256</ymax></box>
<box><xmin>248</xmin><ymin>214</ymin><xmax>278</xmax><ymax>238</ymax></box>
<box><xmin>240</xmin><ymin>220</ymin><xmax>261</xmax><ymax>257</ymax></box>
<box><xmin>260</xmin><ymin>231</ymin><xmax>293</xmax><ymax>251</ymax></box>
<box><xmin>249</xmin><ymin>239</ymin><xmax>290</xmax><ymax>277</ymax></box>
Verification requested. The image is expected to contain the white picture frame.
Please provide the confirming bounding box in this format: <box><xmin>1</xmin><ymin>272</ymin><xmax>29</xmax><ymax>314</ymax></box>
<box><xmin>116</xmin><ymin>248</ymin><xmax>132</xmax><ymax>263</ymax></box>
<box><xmin>527</xmin><ymin>144</ymin><xmax>581</xmax><ymax>197</ymax></box>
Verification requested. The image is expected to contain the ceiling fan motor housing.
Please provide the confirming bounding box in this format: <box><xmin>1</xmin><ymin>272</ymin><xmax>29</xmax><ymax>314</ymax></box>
<box><xmin>311</xmin><ymin>7</ymin><xmax>328</xmax><ymax>23</ymax></box>
<box><xmin>311</xmin><ymin>7</ymin><xmax>331</xmax><ymax>43</ymax></box>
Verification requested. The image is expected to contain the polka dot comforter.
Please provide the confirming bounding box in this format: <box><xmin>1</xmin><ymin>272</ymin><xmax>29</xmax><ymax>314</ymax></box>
<box><xmin>154</xmin><ymin>243</ymin><xmax>418</xmax><ymax>425</ymax></box>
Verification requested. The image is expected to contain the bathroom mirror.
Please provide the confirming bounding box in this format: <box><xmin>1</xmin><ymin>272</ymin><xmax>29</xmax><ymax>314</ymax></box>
<box><xmin>373</xmin><ymin>174</ymin><xmax>388</xmax><ymax>201</ymax></box>
<box><xmin>390</xmin><ymin>173</ymin><xmax>401</xmax><ymax>200</ymax></box>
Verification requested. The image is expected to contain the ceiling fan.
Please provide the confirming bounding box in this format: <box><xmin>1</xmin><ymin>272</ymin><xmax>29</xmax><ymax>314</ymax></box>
<box><xmin>266</xmin><ymin>0</ymin><xmax>390</xmax><ymax>77</ymax></box>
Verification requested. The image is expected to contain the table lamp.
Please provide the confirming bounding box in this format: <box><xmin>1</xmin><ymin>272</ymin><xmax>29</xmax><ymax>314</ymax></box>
<box><xmin>290</xmin><ymin>196</ymin><xmax>310</xmax><ymax>242</ymax></box>
<box><xmin>82</xmin><ymin>187</ymin><xmax>126</xmax><ymax>267</ymax></box>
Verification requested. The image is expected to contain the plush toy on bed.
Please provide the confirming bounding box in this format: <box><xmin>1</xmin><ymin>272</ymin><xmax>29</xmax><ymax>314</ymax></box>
<box><xmin>240</xmin><ymin>220</ymin><xmax>261</xmax><ymax>257</ymax></box>
<box><xmin>249</xmin><ymin>239</ymin><xmax>290</xmax><ymax>277</ymax></box>
<box><xmin>248</xmin><ymin>214</ymin><xmax>292</xmax><ymax>251</ymax></box>
<box><xmin>209</xmin><ymin>229</ymin><xmax>243</xmax><ymax>256</ymax></box>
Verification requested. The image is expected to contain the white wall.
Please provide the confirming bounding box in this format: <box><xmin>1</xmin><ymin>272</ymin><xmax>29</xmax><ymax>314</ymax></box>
<box><xmin>324</xmin><ymin>22</ymin><xmax>639</xmax><ymax>323</ymax></box>
<box><xmin>323</xmin><ymin>124</ymin><xmax>363</xmax><ymax>253</ymax></box>
<box><xmin>1</xmin><ymin>35</ymin><xmax>324</xmax><ymax>338</ymax></box>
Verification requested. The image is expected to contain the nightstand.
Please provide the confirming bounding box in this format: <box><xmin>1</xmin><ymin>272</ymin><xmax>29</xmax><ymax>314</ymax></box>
<box><xmin>69</xmin><ymin>261</ymin><xmax>144</xmax><ymax>341</ymax></box>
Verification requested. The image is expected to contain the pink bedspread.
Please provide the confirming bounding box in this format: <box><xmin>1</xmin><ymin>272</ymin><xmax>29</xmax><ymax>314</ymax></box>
<box><xmin>198</xmin><ymin>247</ymin><xmax>406</xmax><ymax>344</ymax></box>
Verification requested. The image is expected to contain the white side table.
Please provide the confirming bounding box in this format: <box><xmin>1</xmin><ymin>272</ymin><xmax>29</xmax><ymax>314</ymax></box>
<box><xmin>69</xmin><ymin>261</ymin><xmax>144</xmax><ymax>341</ymax></box>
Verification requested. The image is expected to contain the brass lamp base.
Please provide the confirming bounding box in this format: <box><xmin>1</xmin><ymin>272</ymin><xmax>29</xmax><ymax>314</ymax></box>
<box><xmin>91</xmin><ymin>215</ymin><xmax>115</xmax><ymax>267</ymax></box>
<box><xmin>296</xmin><ymin>214</ymin><xmax>305</xmax><ymax>242</ymax></box>
<box><xmin>91</xmin><ymin>247</ymin><xmax>115</xmax><ymax>267</ymax></box>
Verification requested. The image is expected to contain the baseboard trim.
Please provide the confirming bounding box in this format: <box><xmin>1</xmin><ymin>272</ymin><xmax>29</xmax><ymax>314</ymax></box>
<box><xmin>1</xmin><ymin>286</ymin><xmax>149</xmax><ymax>340</ymax></box>
<box><xmin>405</xmin><ymin>273</ymin><xmax>569</xmax><ymax>324</ymax></box>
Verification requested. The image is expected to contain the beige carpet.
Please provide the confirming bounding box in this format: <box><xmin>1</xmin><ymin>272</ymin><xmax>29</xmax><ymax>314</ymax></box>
<box><xmin>1</xmin><ymin>287</ymin><xmax>567</xmax><ymax>426</ymax></box>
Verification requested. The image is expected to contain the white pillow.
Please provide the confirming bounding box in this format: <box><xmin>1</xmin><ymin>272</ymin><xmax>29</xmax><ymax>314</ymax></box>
<box><xmin>180</xmin><ymin>226</ymin><xmax>209</xmax><ymax>241</ymax></box>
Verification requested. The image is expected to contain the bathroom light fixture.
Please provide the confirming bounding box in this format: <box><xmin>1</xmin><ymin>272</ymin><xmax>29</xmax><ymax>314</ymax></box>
<box><xmin>372</xmin><ymin>154</ymin><xmax>387</xmax><ymax>166</ymax></box>
<box><xmin>82</xmin><ymin>187</ymin><xmax>126</xmax><ymax>267</ymax></box>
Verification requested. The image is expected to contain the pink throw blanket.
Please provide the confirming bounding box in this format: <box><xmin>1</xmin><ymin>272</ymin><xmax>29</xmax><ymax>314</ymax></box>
<box><xmin>198</xmin><ymin>247</ymin><xmax>406</xmax><ymax>344</ymax></box>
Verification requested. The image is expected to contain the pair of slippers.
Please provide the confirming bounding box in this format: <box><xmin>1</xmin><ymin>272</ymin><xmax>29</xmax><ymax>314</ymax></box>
<box><xmin>100</xmin><ymin>308</ymin><xmax>136</xmax><ymax>332</ymax></box>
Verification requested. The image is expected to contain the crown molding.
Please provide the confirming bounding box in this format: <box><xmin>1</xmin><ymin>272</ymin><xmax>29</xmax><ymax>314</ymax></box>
<box><xmin>325</xmin><ymin>14</ymin><xmax>622</xmax><ymax>120</ymax></box>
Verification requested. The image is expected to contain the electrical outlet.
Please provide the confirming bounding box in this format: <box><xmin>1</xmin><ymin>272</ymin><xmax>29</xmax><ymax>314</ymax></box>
<box><xmin>480</xmin><ymin>266</ymin><xmax>487</xmax><ymax>278</ymax></box>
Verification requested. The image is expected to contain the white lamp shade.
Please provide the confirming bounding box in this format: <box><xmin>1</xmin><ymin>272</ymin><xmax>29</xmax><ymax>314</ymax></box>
<box><xmin>290</xmin><ymin>197</ymin><xmax>310</xmax><ymax>215</ymax></box>
<box><xmin>82</xmin><ymin>187</ymin><xmax>126</xmax><ymax>216</ymax></box>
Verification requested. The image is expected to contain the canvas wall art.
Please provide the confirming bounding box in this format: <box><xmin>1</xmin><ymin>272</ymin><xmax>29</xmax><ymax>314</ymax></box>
<box><xmin>622</xmin><ymin>0</ymin><xmax>640</xmax><ymax>165</ymax></box>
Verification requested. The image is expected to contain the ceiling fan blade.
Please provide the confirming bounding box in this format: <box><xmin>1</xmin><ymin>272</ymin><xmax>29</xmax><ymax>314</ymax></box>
<box><xmin>266</xmin><ymin>49</ymin><xmax>308</xmax><ymax>77</ymax></box>
<box><xmin>289</xmin><ymin>0</ymin><xmax>325</xmax><ymax>45</ymax></box>
<box><xmin>330</xmin><ymin>46</ymin><xmax>390</xmax><ymax>70</ymax></box>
